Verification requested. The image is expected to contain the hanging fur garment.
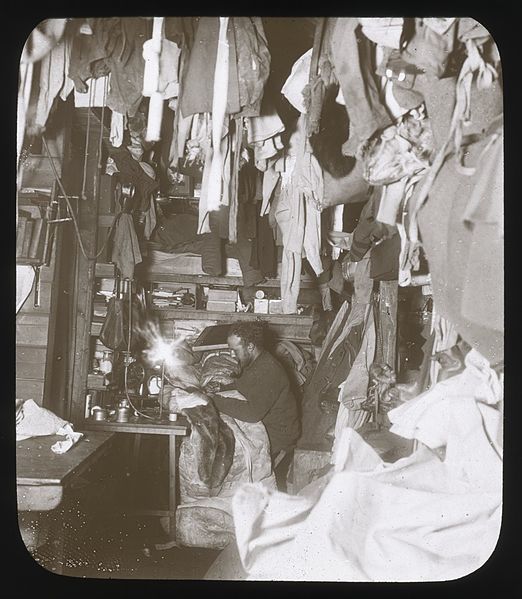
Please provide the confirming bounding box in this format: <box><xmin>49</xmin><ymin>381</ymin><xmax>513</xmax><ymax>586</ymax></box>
<box><xmin>309</xmin><ymin>83</ymin><xmax>356</xmax><ymax>178</ymax></box>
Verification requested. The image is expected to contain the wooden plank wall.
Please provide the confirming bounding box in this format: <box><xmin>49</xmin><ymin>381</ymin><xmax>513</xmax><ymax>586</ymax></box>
<box><xmin>15</xmin><ymin>102</ymin><xmax>71</xmax><ymax>410</ymax></box>
<box><xmin>15</xmin><ymin>252</ymin><xmax>55</xmax><ymax>403</ymax></box>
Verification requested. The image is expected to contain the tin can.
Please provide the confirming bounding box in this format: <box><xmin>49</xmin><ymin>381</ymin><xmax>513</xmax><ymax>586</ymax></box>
<box><xmin>116</xmin><ymin>407</ymin><xmax>131</xmax><ymax>423</ymax></box>
<box><xmin>92</xmin><ymin>408</ymin><xmax>107</xmax><ymax>421</ymax></box>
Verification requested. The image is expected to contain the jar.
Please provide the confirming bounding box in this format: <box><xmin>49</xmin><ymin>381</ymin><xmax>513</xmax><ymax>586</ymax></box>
<box><xmin>99</xmin><ymin>351</ymin><xmax>113</xmax><ymax>375</ymax></box>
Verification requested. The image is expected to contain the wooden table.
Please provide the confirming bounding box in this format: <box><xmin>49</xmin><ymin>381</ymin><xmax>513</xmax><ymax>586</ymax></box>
<box><xmin>16</xmin><ymin>430</ymin><xmax>115</xmax><ymax>572</ymax></box>
<box><xmin>17</xmin><ymin>431</ymin><xmax>115</xmax><ymax>512</ymax></box>
<box><xmin>83</xmin><ymin>416</ymin><xmax>189</xmax><ymax>549</ymax></box>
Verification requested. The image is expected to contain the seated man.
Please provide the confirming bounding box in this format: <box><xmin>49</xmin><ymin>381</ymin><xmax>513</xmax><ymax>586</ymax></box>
<box><xmin>210</xmin><ymin>322</ymin><xmax>300</xmax><ymax>471</ymax></box>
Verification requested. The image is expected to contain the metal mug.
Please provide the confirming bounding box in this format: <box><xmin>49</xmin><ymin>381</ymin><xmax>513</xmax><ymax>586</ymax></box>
<box><xmin>92</xmin><ymin>408</ymin><xmax>107</xmax><ymax>421</ymax></box>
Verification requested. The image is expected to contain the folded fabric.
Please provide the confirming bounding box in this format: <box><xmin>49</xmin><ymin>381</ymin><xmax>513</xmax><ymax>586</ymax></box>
<box><xmin>16</xmin><ymin>400</ymin><xmax>83</xmax><ymax>454</ymax></box>
<box><xmin>51</xmin><ymin>424</ymin><xmax>84</xmax><ymax>454</ymax></box>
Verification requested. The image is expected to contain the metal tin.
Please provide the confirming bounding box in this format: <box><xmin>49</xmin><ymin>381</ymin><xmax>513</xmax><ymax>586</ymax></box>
<box><xmin>92</xmin><ymin>408</ymin><xmax>107</xmax><ymax>421</ymax></box>
<box><xmin>116</xmin><ymin>407</ymin><xmax>131</xmax><ymax>423</ymax></box>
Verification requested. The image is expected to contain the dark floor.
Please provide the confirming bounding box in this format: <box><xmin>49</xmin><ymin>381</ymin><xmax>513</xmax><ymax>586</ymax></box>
<box><xmin>31</xmin><ymin>513</ymin><xmax>220</xmax><ymax>579</ymax></box>
<box><xmin>25</xmin><ymin>435</ymin><xmax>222</xmax><ymax>580</ymax></box>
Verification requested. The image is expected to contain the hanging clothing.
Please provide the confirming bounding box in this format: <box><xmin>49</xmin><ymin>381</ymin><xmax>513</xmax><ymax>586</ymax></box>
<box><xmin>109</xmin><ymin>110</ymin><xmax>125</xmax><ymax>147</ymax></box>
<box><xmin>205</xmin><ymin>18</ymin><xmax>232</xmax><ymax>213</ymax></box>
<box><xmin>250</xmin><ymin>215</ymin><xmax>278</xmax><ymax>279</ymax></box>
<box><xmin>327</xmin><ymin>17</ymin><xmax>392</xmax><ymax>156</ymax></box>
<box><xmin>73</xmin><ymin>75</ymin><xmax>109</xmax><ymax>107</ymax></box>
<box><xmin>400</xmin><ymin>18</ymin><xmax>457</xmax><ymax>79</ymax></box>
<box><xmin>429</xmin><ymin>308</ymin><xmax>459</xmax><ymax>387</ymax></box>
<box><xmin>298</xmin><ymin>290</ymin><xmax>369</xmax><ymax>451</ymax></box>
<box><xmin>231</xmin><ymin>17</ymin><xmax>271</xmax><ymax>117</ymax></box>
<box><xmin>275</xmin><ymin>115</ymin><xmax>324</xmax><ymax>312</ymax></box>
<box><xmin>274</xmin><ymin>138</ymin><xmax>304</xmax><ymax>314</ymax></box>
<box><xmin>68</xmin><ymin>18</ymin><xmax>146</xmax><ymax>118</ymax></box>
<box><xmin>111</xmin><ymin>213</ymin><xmax>142</xmax><ymax>279</ymax></box>
<box><xmin>35</xmin><ymin>34</ymin><xmax>74</xmax><ymax>129</ymax></box>
<box><xmin>246</xmin><ymin>106</ymin><xmax>285</xmax><ymax>171</ymax></box>
<box><xmin>108</xmin><ymin>147</ymin><xmax>159</xmax><ymax>212</ymax></box>
<box><xmin>300</xmin><ymin>148</ymin><xmax>324</xmax><ymax>275</ymax></box>
<box><xmin>68</xmin><ymin>19</ymin><xmax>111</xmax><ymax>93</ymax></box>
<box><xmin>281</xmin><ymin>49</ymin><xmax>313</xmax><ymax>114</ymax></box>
<box><xmin>369</xmin><ymin>232</ymin><xmax>401</xmax><ymax>281</ymax></box>
<box><xmin>332</xmin><ymin>305</ymin><xmax>375</xmax><ymax>454</ymax></box>
<box><xmin>200</xmin><ymin>204</ymin><xmax>264</xmax><ymax>287</ymax></box>
<box><xmin>347</xmin><ymin>190</ymin><xmax>396</xmax><ymax>263</ymax></box>
<box><xmin>417</xmin><ymin>126</ymin><xmax>504</xmax><ymax>365</ymax></box>
<box><xmin>105</xmin><ymin>17</ymin><xmax>147</xmax><ymax>118</ymax></box>
<box><xmin>156</xmin><ymin>37</ymin><xmax>181</xmax><ymax>100</ymax></box>
<box><xmin>179</xmin><ymin>17</ymin><xmax>241</xmax><ymax>118</ymax></box>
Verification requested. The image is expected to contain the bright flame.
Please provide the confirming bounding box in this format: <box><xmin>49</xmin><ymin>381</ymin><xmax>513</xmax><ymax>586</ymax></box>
<box><xmin>137</xmin><ymin>319</ymin><xmax>184</xmax><ymax>375</ymax></box>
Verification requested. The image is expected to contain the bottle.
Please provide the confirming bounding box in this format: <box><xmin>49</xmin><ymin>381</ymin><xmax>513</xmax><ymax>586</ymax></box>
<box><xmin>99</xmin><ymin>351</ymin><xmax>113</xmax><ymax>375</ymax></box>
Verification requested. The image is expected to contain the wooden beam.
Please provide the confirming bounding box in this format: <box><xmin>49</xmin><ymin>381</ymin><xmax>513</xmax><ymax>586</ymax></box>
<box><xmin>67</xmin><ymin>111</ymin><xmax>105</xmax><ymax>425</ymax></box>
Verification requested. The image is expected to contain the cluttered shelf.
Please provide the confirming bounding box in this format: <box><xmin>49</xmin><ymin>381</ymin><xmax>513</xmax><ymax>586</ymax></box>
<box><xmin>94</xmin><ymin>261</ymin><xmax>317</xmax><ymax>289</ymax></box>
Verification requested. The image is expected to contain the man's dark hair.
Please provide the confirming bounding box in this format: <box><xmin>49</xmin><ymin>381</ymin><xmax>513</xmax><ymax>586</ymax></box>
<box><xmin>228</xmin><ymin>321</ymin><xmax>265</xmax><ymax>349</ymax></box>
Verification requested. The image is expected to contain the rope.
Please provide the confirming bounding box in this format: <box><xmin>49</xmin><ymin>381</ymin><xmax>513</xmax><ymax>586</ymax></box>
<box><xmin>80</xmin><ymin>82</ymin><xmax>94</xmax><ymax>200</ymax></box>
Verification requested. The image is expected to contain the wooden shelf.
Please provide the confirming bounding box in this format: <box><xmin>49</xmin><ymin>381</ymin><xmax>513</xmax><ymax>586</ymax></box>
<box><xmin>148</xmin><ymin>307</ymin><xmax>313</xmax><ymax>324</ymax></box>
<box><xmin>95</xmin><ymin>262</ymin><xmax>317</xmax><ymax>288</ymax></box>
<box><xmin>91</xmin><ymin>309</ymin><xmax>312</xmax><ymax>334</ymax></box>
<box><xmin>16</xmin><ymin>257</ymin><xmax>44</xmax><ymax>266</ymax></box>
